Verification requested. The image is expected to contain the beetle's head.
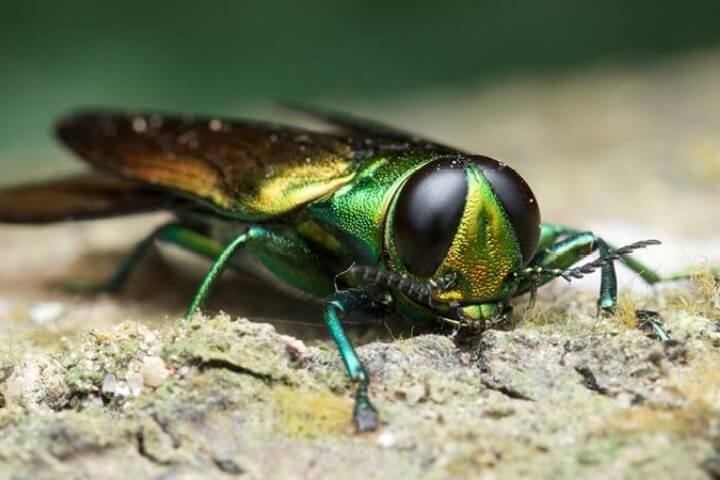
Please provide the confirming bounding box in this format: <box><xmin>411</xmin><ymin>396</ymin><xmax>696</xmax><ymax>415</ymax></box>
<box><xmin>384</xmin><ymin>155</ymin><xmax>540</xmax><ymax>314</ymax></box>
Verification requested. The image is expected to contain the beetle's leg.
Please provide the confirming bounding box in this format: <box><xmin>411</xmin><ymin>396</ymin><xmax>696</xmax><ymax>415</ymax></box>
<box><xmin>186</xmin><ymin>225</ymin><xmax>334</xmax><ymax>319</ymax></box>
<box><xmin>594</xmin><ymin>238</ymin><xmax>618</xmax><ymax>311</ymax></box>
<box><xmin>538</xmin><ymin>224</ymin><xmax>717</xmax><ymax>284</ymax></box>
<box><xmin>61</xmin><ymin>223</ymin><xmax>219</xmax><ymax>294</ymax></box>
<box><xmin>185</xmin><ymin>232</ymin><xmax>249</xmax><ymax>318</ymax></box>
<box><xmin>602</xmin><ymin>241</ymin><xmax>719</xmax><ymax>284</ymax></box>
<box><xmin>324</xmin><ymin>290</ymin><xmax>379</xmax><ymax>432</ymax></box>
<box><xmin>535</xmin><ymin>223</ymin><xmax>581</xmax><ymax>252</ymax></box>
<box><xmin>519</xmin><ymin>231</ymin><xmax>620</xmax><ymax>313</ymax></box>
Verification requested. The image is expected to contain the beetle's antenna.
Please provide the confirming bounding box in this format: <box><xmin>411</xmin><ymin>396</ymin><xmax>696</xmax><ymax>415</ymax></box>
<box><xmin>557</xmin><ymin>239</ymin><xmax>661</xmax><ymax>281</ymax></box>
<box><xmin>516</xmin><ymin>239</ymin><xmax>661</xmax><ymax>283</ymax></box>
<box><xmin>340</xmin><ymin>265</ymin><xmax>456</xmax><ymax>308</ymax></box>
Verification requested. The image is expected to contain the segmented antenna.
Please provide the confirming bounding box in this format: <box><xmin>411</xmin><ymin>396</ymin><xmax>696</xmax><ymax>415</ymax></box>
<box><xmin>514</xmin><ymin>239</ymin><xmax>661</xmax><ymax>283</ymax></box>
<box><xmin>340</xmin><ymin>264</ymin><xmax>457</xmax><ymax>307</ymax></box>
<box><xmin>558</xmin><ymin>239</ymin><xmax>661</xmax><ymax>281</ymax></box>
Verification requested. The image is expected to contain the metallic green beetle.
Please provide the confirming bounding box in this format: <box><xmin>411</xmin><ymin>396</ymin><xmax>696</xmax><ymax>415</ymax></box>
<box><xmin>0</xmin><ymin>107</ymin><xmax>691</xmax><ymax>431</ymax></box>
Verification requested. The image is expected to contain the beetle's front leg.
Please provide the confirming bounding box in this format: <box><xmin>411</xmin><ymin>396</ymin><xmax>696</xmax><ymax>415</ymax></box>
<box><xmin>324</xmin><ymin>290</ymin><xmax>379</xmax><ymax>432</ymax></box>
<box><xmin>535</xmin><ymin>223</ymin><xmax>718</xmax><ymax>288</ymax></box>
<box><xmin>518</xmin><ymin>231</ymin><xmax>619</xmax><ymax>313</ymax></box>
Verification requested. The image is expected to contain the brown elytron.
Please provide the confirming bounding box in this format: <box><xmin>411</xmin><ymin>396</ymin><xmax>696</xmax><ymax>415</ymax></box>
<box><xmin>56</xmin><ymin>112</ymin><xmax>358</xmax><ymax>219</ymax></box>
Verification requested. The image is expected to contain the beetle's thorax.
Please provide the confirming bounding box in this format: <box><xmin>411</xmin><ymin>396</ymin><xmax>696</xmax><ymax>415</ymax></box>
<box><xmin>307</xmin><ymin>152</ymin><xmax>539</xmax><ymax>307</ymax></box>
<box><xmin>306</xmin><ymin>151</ymin><xmax>446</xmax><ymax>264</ymax></box>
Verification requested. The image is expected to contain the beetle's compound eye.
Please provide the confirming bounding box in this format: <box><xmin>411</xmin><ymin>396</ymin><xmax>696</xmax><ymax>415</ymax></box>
<box><xmin>469</xmin><ymin>155</ymin><xmax>540</xmax><ymax>265</ymax></box>
<box><xmin>393</xmin><ymin>159</ymin><xmax>467</xmax><ymax>277</ymax></box>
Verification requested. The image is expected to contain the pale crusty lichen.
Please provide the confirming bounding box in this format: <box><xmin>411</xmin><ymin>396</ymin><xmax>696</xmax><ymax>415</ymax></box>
<box><xmin>0</xmin><ymin>279</ymin><xmax>718</xmax><ymax>479</ymax></box>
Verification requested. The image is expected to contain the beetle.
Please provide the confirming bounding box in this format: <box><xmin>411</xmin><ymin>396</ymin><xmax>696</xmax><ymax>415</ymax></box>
<box><xmin>0</xmin><ymin>106</ymin><xmax>694</xmax><ymax>431</ymax></box>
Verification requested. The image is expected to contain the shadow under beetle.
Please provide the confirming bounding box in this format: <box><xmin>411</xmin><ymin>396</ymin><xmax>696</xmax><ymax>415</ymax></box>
<box><xmin>0</xmin><ymin>106</ymin><xmax>699</xmax><ymax>431</ymax></box>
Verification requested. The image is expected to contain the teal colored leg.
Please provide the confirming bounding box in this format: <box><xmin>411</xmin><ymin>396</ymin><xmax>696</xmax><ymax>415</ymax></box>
<box><xmin>160</xmin><ymin>225</ymin><xmax>225</xmax><ymax>260</ymax></box>
<box><xmin>636</xmin><ymin>310</ymin><xmax>671</xmax><ymax>343</ymax></box>
<box><xmin>535</xmin><ymin>223</ymin><xmax>580</xmax><ymax>252</ymax></box>
<box><xmin>604</xmin><ymin>241</ymin><xmax>719</xmax><ymax>284</ymax></box>
<box><xmin>522</xmin><ymin>224</ymin><xmax>698</xmax><ymax>341</ymax></box>
<box><xmin>520</xmin><ymin>231</ymin><xmax>619</xmax><ymax>313</ymax></box>
<box><xmin>538</xmin><ymin>224</ymin><xmax>715</xmax><ymax>285</ymax></box>
<box><xmin>185</xmin><ymin>232</ymin><xmax>249</xmax><ymax>319</ymax></box>
<box><xmin>62</xmin><ymin>223</ymin><xmax>213</xmax><ymax>294</ymax></box>
<box><xmin>595</xmin><ymin>239</ymin><xmax>617</xmax><ymax>312</ymax></box>
<box><xmin>184</xmin><ymin>225</ymin><xmax>334</xmax><ymax>319</ymax></box>
<box><xmin>324</xmin><ymin>290</ymin><xmax>379</xmax><ymax>432</ymax></box>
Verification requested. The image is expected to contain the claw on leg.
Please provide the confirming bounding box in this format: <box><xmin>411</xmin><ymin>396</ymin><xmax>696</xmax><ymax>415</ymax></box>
<box><xmin>635</xmin><ymin>309</ymin><xmax>670</xmax><ymax>343</ymax></box>
<box><xmin>353</xmin><ymin>391</ymin><xmax>379</xmax><ymax>432</ymax></box>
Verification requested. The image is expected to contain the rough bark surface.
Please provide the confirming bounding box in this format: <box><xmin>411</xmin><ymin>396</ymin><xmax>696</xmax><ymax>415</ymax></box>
<box><xmin>1</xmin><ymin>51</ymin><xmax>720</xmax><ymax>479</ymax></box>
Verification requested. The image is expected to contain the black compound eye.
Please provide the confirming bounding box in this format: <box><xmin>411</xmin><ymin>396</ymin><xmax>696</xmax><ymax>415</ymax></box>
<box><xmin>469</xmin><ymin>155</ymin><xmax>540</xmax><ymax>265</ymax></box>
<box><xmin>393</xmin><ymin>159</ymin><xmax>467</xmax><ymax>277</ymax></box>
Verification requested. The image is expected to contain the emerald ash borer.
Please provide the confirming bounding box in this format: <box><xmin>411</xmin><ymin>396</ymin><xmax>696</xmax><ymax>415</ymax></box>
<box><xmin>0</xmin><ymin>106</ymin><xmax>699</xmax><ymax>431</ymax></box>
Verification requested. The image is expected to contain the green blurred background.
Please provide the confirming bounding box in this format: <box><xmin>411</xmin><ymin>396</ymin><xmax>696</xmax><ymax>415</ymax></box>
<box><xmin>2</xmin><ymin>0</ymin><xmax>720</xmax><ymax>183</ymax></box>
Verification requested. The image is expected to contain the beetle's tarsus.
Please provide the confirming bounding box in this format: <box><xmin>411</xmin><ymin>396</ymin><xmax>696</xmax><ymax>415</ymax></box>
<box><xmin>353</xmin><ymin>394</ymin><xmax>379</xmax><ymax>432</ymax></box>
<box><xmin>597</xmin><ymin>296</ymin><xmax>616</xmax><ymax>316</ymax></box>
<box><xmin>636</xmin><ymin>309</ymin><xmax>670</xmax><ymax>343</ymax></box>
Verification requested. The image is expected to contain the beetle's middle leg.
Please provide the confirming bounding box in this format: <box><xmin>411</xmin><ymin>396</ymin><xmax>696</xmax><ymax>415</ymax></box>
<box><xmin>185</xmin><ymin>225</ymin><xmax>335</xmax><ymax>318</ymax></box>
